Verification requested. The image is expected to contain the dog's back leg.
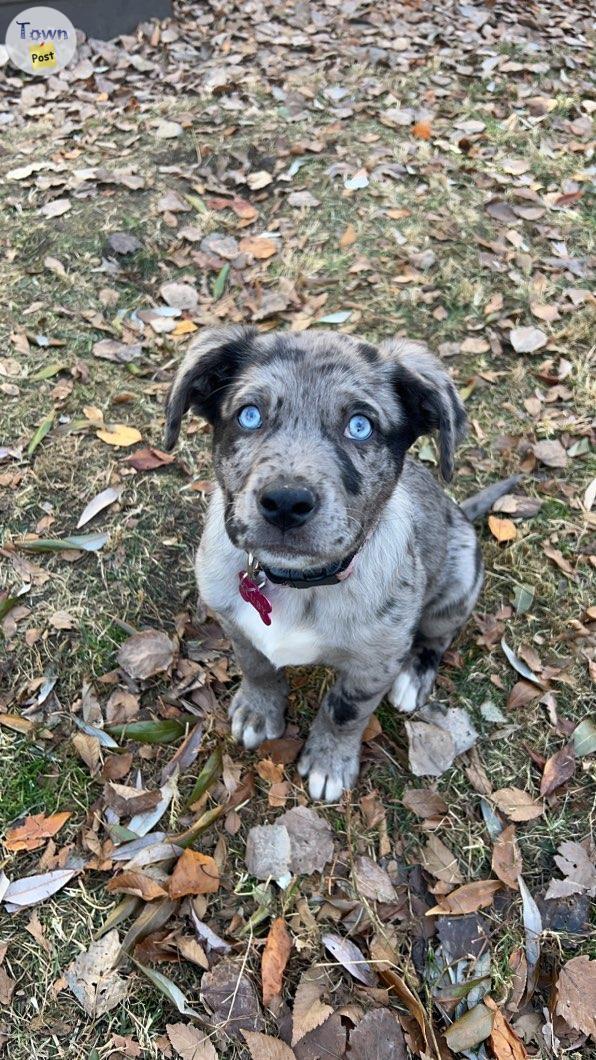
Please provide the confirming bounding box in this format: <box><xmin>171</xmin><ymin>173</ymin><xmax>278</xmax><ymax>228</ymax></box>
<box><xmin>390</xmin><ymin>518</ymin><xmax>483</xmax><ymax>712</ymax></box>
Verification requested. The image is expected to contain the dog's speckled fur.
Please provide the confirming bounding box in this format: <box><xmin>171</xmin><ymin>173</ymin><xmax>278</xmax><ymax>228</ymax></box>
<box><xmin>165</xmin><ymin>326</ymin><xmax>484</xmax><ymax>801</ymax></box>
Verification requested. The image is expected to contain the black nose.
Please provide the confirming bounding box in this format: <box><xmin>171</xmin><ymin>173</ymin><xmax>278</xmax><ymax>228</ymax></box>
<box><xmin>258</xmin><ymin>484</ymin><xmax>318</xmax><ymax>530</ymax></box>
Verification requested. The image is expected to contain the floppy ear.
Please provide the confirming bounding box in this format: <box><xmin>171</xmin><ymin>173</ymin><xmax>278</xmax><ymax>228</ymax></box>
<box><xmin>164</xmin><ymin>325</ymin><xmax>258</xmax><ymax>449</ymax></box>
<box><xmin>380</xmin><ymin>338</ymin><xmax>467</xmax><ymax>481</ymax></box>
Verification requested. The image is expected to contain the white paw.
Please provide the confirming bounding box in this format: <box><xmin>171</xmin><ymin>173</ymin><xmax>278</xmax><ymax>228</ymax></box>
<box><xmin>297</xmin><ymin>743</ymin><xmax>359</xmax><ymax>803</ymax></box>
<box><xmin>389</xmin><ymin>668</ymin><xmax>420</xmax><ymax>713</ymax></box>
<box><xmin>229</xmin><ymin>693</ymin><xmax>285</xmax><ymax>750</ymax></box>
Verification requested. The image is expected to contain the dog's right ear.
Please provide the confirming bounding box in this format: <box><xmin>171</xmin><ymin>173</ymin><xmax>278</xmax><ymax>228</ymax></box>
<box><xmin>164</xmin><ymin>325</ymin><xmax>258</xmax><ymax>449</ymax></box>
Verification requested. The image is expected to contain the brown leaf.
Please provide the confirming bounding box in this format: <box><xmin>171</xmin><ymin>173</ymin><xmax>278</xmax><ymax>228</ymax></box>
<box><xmin>277</xmin><ymin>806</ymin><xmax>334</xmax><ymax>875</ymax></box>
<box><xmin>507</xmin><ymin>681</ymin><xmax>541</xmax><ymax>710</ymax></box>
<box><xmin>540</xmin><ymin>742</ymin><xmax>576</xmax><ymax>797</ymax></box>
<box><xmin>261</xmin><ymin>918</ymin><xmax>292</xmax><ymax>1008</ymax></box>
<box><xmin>555</xmin><ymin>955</ymin><xmax>596</xmax><ymax>1038</ymax></box>
<box><xmin>167</xmin><ymin>1023</ymin><xmax>219</xmax><ymax>1060</ymax></box>
<box><xmin>169</xmin><ymin>850</ymin><xmax>220</xmax><ymax>898</ymax></box>
<box><xmin>339</xmin><ymin>224</ymin><xmax>357</xmax><ymax>247</ymax></box>
<box><xmin>532</xmin><ymin>440</ymin><xmax>568</xmax><ymax>469</ymax></box>
<box><xmin>492</xmin><ymin>787</ymin><xmax>543</xmax><ymax>822</ymax></box>
<box><xmin>201</xmin><ymin>959</ymin><xmax>264</xmax><ymax>1039</ymax></box>
<box><xmin>5</xmin><ymin>811</ymin><xmax>71</xmax><ymax>852</ymax></box>
<box><xmin>421</xmin><ymin>835</ymin><xmax>464</xmax><ymax>884</ymax></box>
<box><xmin>0</xmin><ymin>967</ymin><xmax>15</xmax><ymax>1006</ymax></box>
<box><xmin>117</xmin><ymin>629</ymin><xmax>175</xmax><ymax>680</ymax></box>
<box><xmin>445</xmin><ymin>1003</ymin><xmax>494</xmax><ymax>1051</ymax></box>
<box><xmin>291</xmin><ymin>966</ymin><xmax>333</xmax><ymax>1046</ymax></box>
<box><xmin>542</xmin><ymin>543</ymin><xmax>575</xmax><ymax>577</ymax></box>
<box><xmin>322</xmin><ymin>933</ymin><xmax>376</xmax><ymax>986</ymax></box>
<box><xmin>123</xmin><ymin>447</ymin><xmax>176</xmax><ymax>471</ymax></box>
<box><xmin>488</xmin><ymin>516</ymin><xmax>518</xmax><ymax>543</ymax></box>
<box><xmin>353</xmin><ymin>855</ymin><xmax>398</xmax><ymax>901</ymax></box>
<box><xmin>402</xmin><ymin>787</ymin><xmax>448</xmax><ymax>819</ymax></box>
<box><xmin>484</xmin><ymin>997</ymin><xmax>529</xmax><ymax>1059</ymax></box>
<box><xmin>106</xmin><ymin>871</ymin><xmax>168</xmax><ymax>901</ymax></box>
<box><xmin>348</xmin><ymin>1008</ymin><xmax>407</xmax><ymax>1059</ymax></box>
<box><xmin>412</xmin><ymin>120</ymin><xmax>432</xmax><ymax>139</ymax></box>
<box><xmin>104</xmin><ymin>782</ymin><xmax>161</xmax><ymax>817</ymax></box>
<box><xmin>492</xmin><ymin>825</ymin><xmax>522</xmax><ymax>890</ymax></box>
<box><xmin>426</xmin><ymin>879</ymin><xmax>502</xmax><ymax>916</ymax></box>
<box><xmin>239</xmin><ymin>236</ymin><xmax>278</xmax><ymax>259</ymax></box>
<box><xmin>241</xmin><ymin>1030</ymin><xmax>294</xmax><ymax>1059</ymax></box>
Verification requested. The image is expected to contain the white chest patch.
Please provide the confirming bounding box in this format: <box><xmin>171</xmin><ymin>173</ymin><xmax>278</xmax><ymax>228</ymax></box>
<box><xmin>233</xmin><ymin>593</ymin><xmax>321</xmax><ymax>669</ymax></box>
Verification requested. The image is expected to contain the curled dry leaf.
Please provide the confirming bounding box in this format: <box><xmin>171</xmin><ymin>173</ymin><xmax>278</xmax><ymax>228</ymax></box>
<box><xmin>106</xmin><ymin>871</ymin><xmax>168</xmax><ymax>901</ymax></box>
<box><xmin>426</xmin><ymin>879</ymin><xmax>502</xmax><ymax>916</ymax></box>
<box><xmin>492</xmin><ymin>824</ymin><xmax>522</xmax><ymax>890</ymax></box>
<box><xmin>491</xmin><ymin>788</ymin><xmax>543</xmax><ymax>822</ymax></box>
<box><xmin>322</xmin><ymin>933</ymin><xmax>376</xmax><ymax>986</ymax></box>
<box><xmin>540</xmin><ymin>742</ymin><xmax>576</xmax><ymax>797</ymax></box>
<box><xmin>484</xmin><ymin>997</ymin><xmax>529</xmax><ymax>1059</ymax></box>
<box><xmin>261</xmin><ymin>917</ymin><xmax>292</xmax><ymax>1008</ymax></box>
<box><xmin>5</xmin><ymin>811</ymin><xmax>71</xmax><ymax>852</ymax></box>
<box><xmin>76</xmin><ymin>485</ymin><xmax>123</xmax><ymax>529</ymax></box>
<box><xmin>117</xmin><ymin>629</ymin><xmax>175</xmax><ymax>680</ymax></box>
<box><xmin>170</xmin><ymin>850</ymin><xmax>220</xmax><ymax>898</ymax></box>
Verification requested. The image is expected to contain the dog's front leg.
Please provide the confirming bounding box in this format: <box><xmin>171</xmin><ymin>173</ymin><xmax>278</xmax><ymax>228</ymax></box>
<box><xmin>225</xmin><ymin>626</ymin><xmax>288</xmax><ymax>749</ymax></box>
<box><xmin>297</xmin><ymin>668</ymin><xmax>393</xmax><ymax>802</ymax></box>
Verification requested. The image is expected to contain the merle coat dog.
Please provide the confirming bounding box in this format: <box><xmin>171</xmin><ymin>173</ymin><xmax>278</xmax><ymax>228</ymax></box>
<box><xmin>165</xmin><ymin>326</ymin><xmax>511</xmax><ymax>801</ymax></box>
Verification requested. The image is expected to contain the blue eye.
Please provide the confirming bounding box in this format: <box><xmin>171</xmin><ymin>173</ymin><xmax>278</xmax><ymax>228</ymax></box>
<box><xmin>346</xmin><ymin>414</ymin><xmax>373</xmax><ymax>441</ymax></box>
<box><xmin>238</xmin><ymin>405</ymin><xmax>262</xmax><ymax>430</ymax></box>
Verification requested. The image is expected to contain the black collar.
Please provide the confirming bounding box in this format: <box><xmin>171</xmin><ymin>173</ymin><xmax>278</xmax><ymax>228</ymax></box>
<box><xmin>261</xmin><ymin>548</ymin><xmax>357</xmax><ymax>588</ymax></box>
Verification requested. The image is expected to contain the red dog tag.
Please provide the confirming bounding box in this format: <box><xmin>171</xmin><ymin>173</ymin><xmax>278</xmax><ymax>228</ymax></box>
<box><xmin>238</xmin><ymin>572</ymin><xmax>272</xmax><ymax>626</ymax></box>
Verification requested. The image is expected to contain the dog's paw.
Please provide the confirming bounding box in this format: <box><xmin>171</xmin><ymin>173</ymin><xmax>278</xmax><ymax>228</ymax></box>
<box><xmin>297</xmin><ymin>732</ymin><xmax>360</xmax><ymax>802</ymax></box>
<box><xmin>229</xmin><ymin>689</ymin><xmax>285</xmax><ymax>750</ymax></box>
<box><xmin>389</xmin><ymin>667</ymin><xmax>420</xmax><ymax>713</ymax></box>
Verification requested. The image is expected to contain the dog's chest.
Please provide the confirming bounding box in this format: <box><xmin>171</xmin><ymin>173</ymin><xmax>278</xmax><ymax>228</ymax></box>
<box><xmin>232</xmin><ymin>587</ymin><xmax>323</xmax><ymax>668</ymax></box>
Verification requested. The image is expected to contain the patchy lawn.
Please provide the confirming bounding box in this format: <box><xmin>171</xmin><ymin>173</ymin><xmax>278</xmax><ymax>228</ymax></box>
<box><xmin>0</xmin><ymin>0</ymin><xmax>594</xmax><ymax>1057</ymax></box>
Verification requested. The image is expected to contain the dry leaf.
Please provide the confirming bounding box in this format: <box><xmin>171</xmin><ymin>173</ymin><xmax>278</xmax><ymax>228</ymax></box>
<box><xmin>421</xmin><ymin>835</ymin><xmax>464</xmax><ymax>884</ymax></box>
<box><xmin>353</xmin><ymin>855</ymin><xmax>398</xmax><ymax>901</ymax></box>
<box><xmin>167</xmin><ymin>1023</ymin><xmax>219</xmax><ymax>1060</ymax></box>
<box><xmin>509</xmin><ymin>326</ymin><xmax>547</xmax><ymax>353</ymax></box>
<box><xmin>532</xmin><ymin>439</ymin><xmax>568</xmax><ymax>468</ymax></box>
<box><xmin>160</xmin><ymin>282</ymin><xmax>199</xmax><ymax>309</ymax></box>
<box><xmin>488</xmin><ymin>515</ymin><xmax>518</xmax><ymax>542</ymax></box>
<box><xmin>106</xmin><ymin>871</ymin><xmax>168</xmax><ymax>901</ymax></box>
<box><xmin>200</xmin><ymin>959</ymin><xmax>264</xmax><ymax>1039</ymax></box>
<box><xmin>545</xmin><ymin>840</ymin><xmax>596</xmax><ymax>900</ymax></box>
<box><xmin>445</xmin><ymin>1003</ymin><xmax>494</xmax><ymax>1051</ymax></box>
<box><xmin>348</xmin><ymin>1008</ymin><xmax>407</xmax><ymax>1059</ymax></box>
<box><xmin>241</xmin><ymin>1031</ymin><xmax>294</xmax><ymax>1060</ymax></box>
<box><xmin>402</xmin><ymin>787</ymin><xmax>448</xmax><ymax>819</ymax></box>
<box><xmin>5</xmin><ymin>811</ymin><xmax>71</xmax><ymax>852</ymax></box>
<box><xmin>277</xmin><ymin>806</ymin><xmax>334</xmax><ymax>875</ymax></box>
<box><xmin>339</xmin><ymin>224</ymin><xmax>357</xmax><ymax>247</ymax></box>
<box><xmin>77</xmin><ymin>485</ymin><xmax>123</xmax><ymax>528</ymax></box>
<box><xmin>322</xmin><ymin>933</ymin><xmax>376</xmax><ymax>986</ymax></box>
<box><xmin>96</xmin><ymin>425</ymin><xmax>142</xmax><ymax>448</ymax></box>
<box><xmin>291</xmin><ymin>966</ymin><xmax>333</xmax><ymax>1046</ymax></box>
<box><xmin>261</xmin><ymin>918</ymin><xmax>292</xmax><ymax>1008</ymax></box>
<box><xmin>239</xmin><ymin>236</ymin><xmax>278</xmax><ymax>259</ymax></box>
<box><xmin>540</xmin><ymin>742</ymin><xmax>576</xmax><ymax>796</ymax></box>
<box><xmin>484</xmin><ymin>997</ymin><xmax>529</xmax><ymax>1059</ymax></box>
<box><xmin>555</xmin><ymin>955</ymin><xmax>596</xmax><ymax>1038</ymax></box>
<box><xmin>170</xmin><ymin>850</ymin><xmax>220</xmax><ymax>898</ymax></box>
<box><xmin>426</xmin><ymin>879</ymin><xmax>502</xmax><ymax>916</ymax></box>
<box><xmin>492</xmin><ymin>825</ymin><xmax>522</xmax><ymax>890</ymax></box>
<box><xmin>492</xmin><ymin>788</ymin><xmax>543</xmax><ymax>822</ymax></box>
<box><xmin>412</xmin><ymin>120</ymin><xmax>432</xmax><ymax>139</ymax></box>
<box><xmin>118</xmin><ymin>629</ymin><xmax>175</xmax><ymax>680</ymax></box>
<box><xmin>123</xmin><ymin>447</ymin><xmax>176</xmax><ymax>471</ymax></box>
<box><xmin>66</xmin><ymin>930</ymin><xmax>128</xmax><ymax>1017</ymax></box>
<box><xmin>3</xmin><ymin>868</ymin><xmax>78</xmax><ymax>910</ymax></box>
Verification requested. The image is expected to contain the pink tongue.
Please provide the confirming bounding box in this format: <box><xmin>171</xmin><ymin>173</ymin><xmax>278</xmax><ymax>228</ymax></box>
<box><xmin>238</xmin><ymin>573</ymin><xmax>272</xmax><ymax>626</ymax></box>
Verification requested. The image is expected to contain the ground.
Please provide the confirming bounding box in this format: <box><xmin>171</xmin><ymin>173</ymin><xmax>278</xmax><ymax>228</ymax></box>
<box><xmin>0</xmin><ymin>1</ymin><xmax>594</xmax><ymax>1058</ymax></box>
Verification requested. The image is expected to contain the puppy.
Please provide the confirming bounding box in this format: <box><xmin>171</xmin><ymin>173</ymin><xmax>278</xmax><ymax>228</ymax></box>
<box><xmin>165</xmin><ymin>327</ymin><xmax>502</xmax><ymax>801</ymax></box>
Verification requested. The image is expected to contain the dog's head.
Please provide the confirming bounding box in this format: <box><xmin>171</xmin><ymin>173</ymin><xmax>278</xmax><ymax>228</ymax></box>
<box><xmin>164</xmin><ymin>327</ymin><xmax>466</xmax><ymax>572</ymax></box>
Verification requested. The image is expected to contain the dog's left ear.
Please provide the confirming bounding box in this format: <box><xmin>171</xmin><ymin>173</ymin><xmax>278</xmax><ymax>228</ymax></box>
<box><xmin>380</xmin><ymin>338</ymin><xmax>467</xmax><ymax>481</ymax></box>
<box><xmin>164</xmin><ymin>325</ymin><xmax>258</xmax><ymax>449</ymax></box>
